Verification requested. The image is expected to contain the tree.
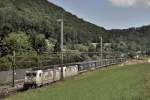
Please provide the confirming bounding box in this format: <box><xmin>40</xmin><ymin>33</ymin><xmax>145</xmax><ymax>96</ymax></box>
<box><xmin>75</xmin><ymin>44</ymin><xmax>88</xmax><ymax>52</ymax></box>
<box><xmin>88</xmin><ymin>44</ymin><xmax>96</xmax><ymax>52</ymax></box>
<box><xmin>5</xmin><ymin>32</ymin><xmax>31</xmax><ymax>53</ymax></box>
<box><xmin>88</xmin><ymin>43</ymin><xmax>96</xmax><ymax>57</ymax></box>
<box><xmin>54</xmin><ymin>42</ymin><xmax>61</xmax><ymax>52</ymax></box>
<box><xmin>30</xmin><ymin>33</ymin><xmax>47</xmax><ymax>53</ymax></box>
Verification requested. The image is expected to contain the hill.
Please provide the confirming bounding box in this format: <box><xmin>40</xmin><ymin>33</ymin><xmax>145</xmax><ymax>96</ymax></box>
<box><xmin>108</xmin><ymin>26</ymin><xmax>150</xmax><ymax>56</ymax></box>
<box><xmin>0</xmin><ymin>0</ymin><xmax>106</xmax><ymax>44</ymax></box>
<box><xmin>0</xmin><ymin>0</ymin><xmax>150</xmax><ymax>55</ymax></box>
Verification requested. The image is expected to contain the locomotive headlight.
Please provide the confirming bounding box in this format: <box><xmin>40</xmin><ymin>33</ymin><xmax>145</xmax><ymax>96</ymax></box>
<box><xmin>25</xmin><ymin>77</ymin><xmax>28</xmax><ymax>81</ymax></box>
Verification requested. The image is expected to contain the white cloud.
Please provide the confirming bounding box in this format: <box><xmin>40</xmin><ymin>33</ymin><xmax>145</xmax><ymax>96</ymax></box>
<box><xmin>109</xmin><ymin>0</ymin><xmax>150</xmax><ymax>7</ymax></box>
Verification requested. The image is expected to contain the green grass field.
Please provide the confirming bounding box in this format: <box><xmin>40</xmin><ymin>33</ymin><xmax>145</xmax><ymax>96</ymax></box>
<box><xmin>6</xmin><ymin>63</ymin><xmax>150</xmax><ymax>100</ymax></box>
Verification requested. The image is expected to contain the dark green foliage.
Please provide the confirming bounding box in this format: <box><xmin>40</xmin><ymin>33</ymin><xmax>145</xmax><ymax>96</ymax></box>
<box><xmin>108</xmin><ymin>26</ymin><xmax>150</xmax><ymax>56</ymax></box>
<box><xmin>30</xmin><ymin>33</ymin><xmax>48</xmax><ymax>53</ymax></box>
<box><xmin>53</xmin><ymin>42</ymin><xmax>61</xmax><ymax>52</ymax></box>
<box><xmin>0</xmin><ymin>0</ymin><xmax>105</xmax><ymax>44</ymax></box>
<box><xmin>0</xmin><ymin>55</ymin><xmax>12</xmax><ymax>70</ymax></box>
<box><xmin>5</xmin><ymin>32</ymin><xmax>31</xmax><ymax>51</ymax></box>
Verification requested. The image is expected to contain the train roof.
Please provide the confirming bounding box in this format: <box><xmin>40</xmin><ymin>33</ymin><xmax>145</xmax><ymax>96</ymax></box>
<box><xmin>31</xmin><ymin>60</ymin><xmax>104</xmax><ymax>71</ymax></box>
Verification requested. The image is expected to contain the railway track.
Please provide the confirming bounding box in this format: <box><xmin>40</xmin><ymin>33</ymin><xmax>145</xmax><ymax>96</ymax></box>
<box><xmin>0</xmin><ymin>79</ymin><xmax>24</xmax><ymax>98</ymax></box>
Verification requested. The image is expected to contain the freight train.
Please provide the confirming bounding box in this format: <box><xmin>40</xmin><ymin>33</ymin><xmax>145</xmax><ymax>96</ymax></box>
<box><xmin>23</xmin><ymin>58</ymin><xmax>124</xmax><ymax>89</ymax></box>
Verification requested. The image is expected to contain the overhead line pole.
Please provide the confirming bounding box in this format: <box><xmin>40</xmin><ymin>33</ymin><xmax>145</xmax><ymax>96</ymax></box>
<box><xmin>57</xmin><ymin>14</ymin><xmax>64</xmax><ymax>80</ymax></box>
<box><xmin>56</xmin><ymin>14</ymin><xmax>64</xmax><ymax>80</ymax></box>
<box><xmin>99</xmin><ymin>36</ymin><xmax>103</xmax><ymax>66</ymax></box>
<box><xmin>100</xmin><ymin>36</ymin><xmax>103</xmax><ymax>60</ymax></box>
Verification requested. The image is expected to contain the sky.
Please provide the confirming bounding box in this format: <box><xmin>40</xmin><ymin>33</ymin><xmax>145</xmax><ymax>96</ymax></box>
<box><xmin>48</xmin><ymin>0</ymin><xmax>150</xmax><ymax>29</ymax></box>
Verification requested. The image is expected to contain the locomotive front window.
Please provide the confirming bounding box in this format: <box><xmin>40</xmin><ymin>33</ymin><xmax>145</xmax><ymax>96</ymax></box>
<box><xmin>32</xmin><ymin>73</ymin><xmax>36</xmax><ymax>77</ymax></box>
<box><xmin>26</xmin><ymin>73</ymin><xmax>31</xmax><ymax>77</ymax></box>
<box><xmin>26</xmin><ymin>73</ymin><xmax>36</xmax><ymax>77</ymax></box>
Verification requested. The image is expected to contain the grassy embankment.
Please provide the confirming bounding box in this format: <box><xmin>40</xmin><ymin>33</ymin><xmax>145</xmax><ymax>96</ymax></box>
<box><xmin>6</xmin><ymin>63</ymin><xmax>150</xmax><ymax>100</ymax></box>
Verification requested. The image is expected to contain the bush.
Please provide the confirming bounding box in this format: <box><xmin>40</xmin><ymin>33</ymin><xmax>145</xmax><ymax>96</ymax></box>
<box><xmin>5</xmin><ymin>32</ymin><xmax>31</xmax><ymax>52</ymax></box>
<box><xmin>0</xmin><ymin>55</ymin><xmax>12</xmax><ymax>71</ymax></box>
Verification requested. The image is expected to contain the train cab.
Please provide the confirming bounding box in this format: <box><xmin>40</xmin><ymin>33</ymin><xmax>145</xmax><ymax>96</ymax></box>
<box><xmin>24</xmin><ymin>70</ymin><xmax>43</xmax><ymax>88</ymax></box>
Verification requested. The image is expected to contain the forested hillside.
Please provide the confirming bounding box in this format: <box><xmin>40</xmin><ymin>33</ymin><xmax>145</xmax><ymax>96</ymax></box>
<box><xmin>0</xmin><ymin>0</ymin><xmax>107</xmax><ymax>70</ymax></box>
<box><xmin>0</xmin><ymin>0</ymin><xmax>106</xmax><ymax>43</ymax></box>
<box><xmin>108</xmin><ymin>26</ymin><xmax>150</xmax><ymax>56</ymax></box>
<box><xmin>0</xmin><ymin>0</ymin><xmax>149</xmax><ymax>70</ymax></box>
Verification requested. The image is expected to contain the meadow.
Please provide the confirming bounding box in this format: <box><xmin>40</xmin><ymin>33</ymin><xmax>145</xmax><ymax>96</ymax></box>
<box><xmin>6</xmin><ymin>63</ymin><xmax>150</xmax><ymax>100</ymax></box>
